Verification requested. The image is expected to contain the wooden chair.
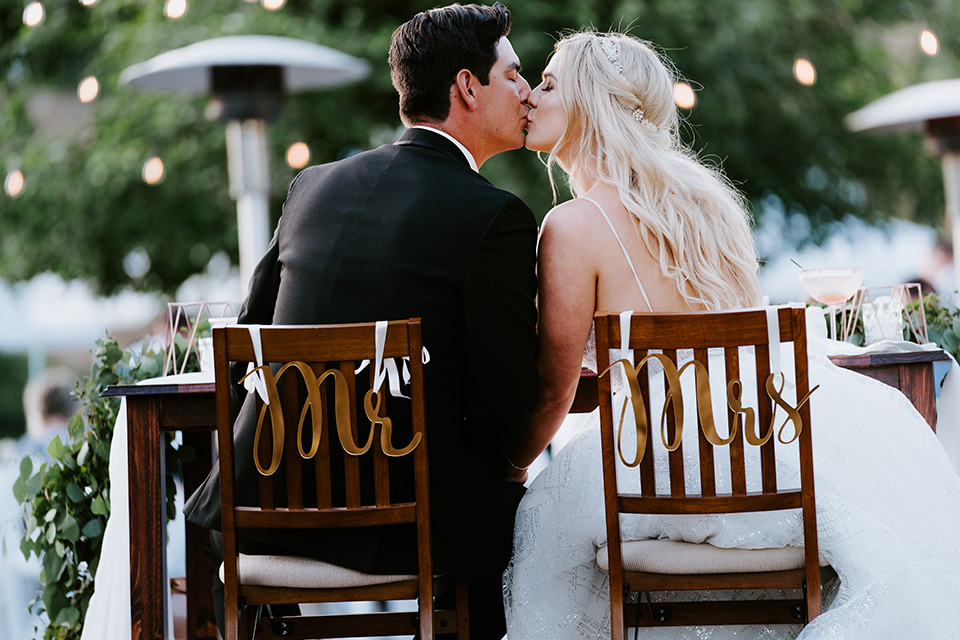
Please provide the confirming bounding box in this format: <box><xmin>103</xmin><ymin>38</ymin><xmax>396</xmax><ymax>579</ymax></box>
<box><xmin>213</xmin><ymin>319</ymin><xmax>468</xmax><ymax>639</ymax></box>
<box><xmin>594</xmin><ymin>307</ymin><xmax>831</xmax><ymax>638</ymax></box>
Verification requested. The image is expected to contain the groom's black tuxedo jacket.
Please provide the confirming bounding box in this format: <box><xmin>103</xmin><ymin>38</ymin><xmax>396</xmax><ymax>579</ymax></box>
<box><xmin>183</xmin><ymin>127</ymin><xmax>540</xmax><ymax>582</ymax></box>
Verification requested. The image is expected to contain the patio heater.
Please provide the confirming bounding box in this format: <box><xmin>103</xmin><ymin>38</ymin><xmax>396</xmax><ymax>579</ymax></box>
<box><xmin>120</xmin><ymin>35</ymin><xmax>369</xmax><ymax>292</ymax></box>
<box><xmin>846</xmin><ymin>79</ymin><xmax>960</xmax><ymax>290</ymax></box>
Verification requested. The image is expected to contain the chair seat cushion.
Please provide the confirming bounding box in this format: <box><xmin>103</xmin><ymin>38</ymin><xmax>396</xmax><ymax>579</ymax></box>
<box><xmin>219</xmin><ymin>554</ymin><xmax>417</xmax><ymax>589</ymax></box>
<box><xmin>596</xmin><ymin>539</ymin><xmax>829</xmax><ymax>574</ymax></box>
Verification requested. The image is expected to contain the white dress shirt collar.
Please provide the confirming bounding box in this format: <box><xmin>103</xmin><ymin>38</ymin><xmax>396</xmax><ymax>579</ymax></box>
<box><xmin>411</xmin><ymin>125</ymin><xmax>479</xmax><ymax>173</ymax></box>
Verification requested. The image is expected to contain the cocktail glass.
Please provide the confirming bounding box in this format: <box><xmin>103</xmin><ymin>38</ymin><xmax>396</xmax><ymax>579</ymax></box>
<box><xmin>798</xmin><ymin>268</ymin><xmax>865</xmax><ymax>341</ymax></box>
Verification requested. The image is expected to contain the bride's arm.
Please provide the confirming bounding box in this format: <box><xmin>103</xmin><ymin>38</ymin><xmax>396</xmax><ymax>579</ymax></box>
<box><xmin>507</xmin><ymin>204</ymin><xmax>598</xmax><ymax>482</ymax></box>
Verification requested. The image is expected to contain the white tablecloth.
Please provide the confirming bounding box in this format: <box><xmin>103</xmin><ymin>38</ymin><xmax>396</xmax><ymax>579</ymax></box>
<box><xmin>81</xmin><ymin>372</ymin><xmax>212</xmax><ymax>640</ymax></box>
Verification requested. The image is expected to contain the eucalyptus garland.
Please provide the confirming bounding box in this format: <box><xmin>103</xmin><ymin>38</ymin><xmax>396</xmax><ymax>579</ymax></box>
<box><xmin>14</xmin><ymin>334</ymin><xmax>196</xmax><ymax>639</ymax></box>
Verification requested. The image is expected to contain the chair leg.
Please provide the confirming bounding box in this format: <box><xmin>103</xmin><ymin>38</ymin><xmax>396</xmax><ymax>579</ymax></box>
<box><xmin>609</xmin><ymin>579</ymin><xmax>625</xmax><ymax>640</ymax></box>
<box><xmin>239</xmin><ymin>605</ymin><xmax>250</xmax><ymax>640</ymax></box>
<box><xmin>455</xmin><ymin>581</ymin><xmax>470</xmax><ymax>640</ymax></box>
<box><xmin>224</xmin><ymin>582</ymin><xmax>239</xmax><ymax>640</ymax></box>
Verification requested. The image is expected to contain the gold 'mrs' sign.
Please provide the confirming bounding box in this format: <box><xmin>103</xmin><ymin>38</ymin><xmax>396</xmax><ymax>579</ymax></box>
<box><xmin>239</xmin><ymin>362</ymin><xmax>422</xmax><ymax>476</ymax></box>
<box><xmin>601</xmin><ymin>356</ymin><xmax>818</xmax><ymax>468</ymax></box>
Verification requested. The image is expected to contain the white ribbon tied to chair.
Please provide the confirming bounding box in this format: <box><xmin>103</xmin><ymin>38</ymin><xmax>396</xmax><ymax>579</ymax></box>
<box><xmin>243</xmin><ymin>322</ymin><xmax>430</xmax><ymax>402</ymax></box>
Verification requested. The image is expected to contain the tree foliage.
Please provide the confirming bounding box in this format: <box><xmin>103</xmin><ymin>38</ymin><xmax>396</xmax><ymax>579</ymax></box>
<box><xmin>1</xmin><ymin>0</ymin><xmax>957</xmax><ymax>294</ymax></box>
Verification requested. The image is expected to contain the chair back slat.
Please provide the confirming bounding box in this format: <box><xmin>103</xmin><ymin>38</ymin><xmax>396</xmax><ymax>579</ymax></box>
<box><xmin>254</xmin><ymin>395</ymin><xmax>275</xmax><ymax>510</ymax></box>
<box><xmin>755</xmin><ymin>344</ymin><xmax>778</xmax><ymax>493</ymax></box>
<box><xmin>314</xmin><ymin>363</ymin><xmax>333</xmax><ymax>509</ymax></box>
<box><xmin>339</xmin><ymin>360</ymin><xmax>363</xmax><ymax>509</ymax></box>
<box><xmin>372</xmin><ymin>365</ymin><xmax>391</xmax><ymax>508</ymax></box>
<box><xmin>636</xmin><ymin>349</ymin><xmax>657</xmax><ymax>497</ymax></box>
<box><xmin>694</xmin><ymin>348</ymin><xmax>716</xmax><ymax>497</ymax></box>
<box><xmin>282</xmin><ymin>374</ymin><xmax>303</xmax><ymax>510</ymax></box>
<box><xmin>663</xmin><ymin>348</ymin><xmax>686</xmax><ymax>497</ymax></box>
<box><xmin>724</xmin><ymin>346</ymin><xmax>747</xmax><ymax>495</ymax></box>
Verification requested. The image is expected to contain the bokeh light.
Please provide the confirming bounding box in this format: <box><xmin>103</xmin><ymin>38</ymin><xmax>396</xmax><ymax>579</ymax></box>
<box><xmin>164</xmin><ymin>0</ymin><xmax>186</xmax><ymax>19</ymax></box>
<box><xmin>23</xmin><ymin>2</ymin><xmax>44</xmax><ymax>26</ymax></box>
<box><xmin>673</xmin><ymin>82</ymin><xmax>696</xmax><ymax>109</ymax></box>
<box><xmin>77</xmin><ymin>76</ymin><xmax>100</xmax><ymax>103</ymax></box>
<box><xmin>4</xmin><ymin>170</ymin><xmax>24</xmax><ymax>198</ymax></box>
<box><xmin>80</xmin><ymin>0</ymin><xmax>99</xmax><ymax>6</ymax></box>
<box><xmin>262</xmin><ymin>0</ymin><xmax>286</xmax><ymax>9</ymax></box>
<box><xmin>286</xmin><ymin>142</ymin><xmax>310</xmax><ymax>169</ymax></box>
<box><xmin>793</xmin><ymin>58</ymin><xmax>816</xmax><ymax>86</ymax></box>
<box><xmin>142</xmin><ymin>157</ymin><xmax>165</xmax><ymax>185</ymax></box>
<box><xmin>920</xmin><ymin>30</ymin><xmax>939</xmax><ymax>56</ymax></box>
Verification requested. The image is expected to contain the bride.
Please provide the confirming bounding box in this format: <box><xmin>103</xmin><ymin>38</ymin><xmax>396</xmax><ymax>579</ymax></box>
<box><xmin>503</xmin><ymin>31</ymin><xmax>960</xmax><ymax>639</ymax></box>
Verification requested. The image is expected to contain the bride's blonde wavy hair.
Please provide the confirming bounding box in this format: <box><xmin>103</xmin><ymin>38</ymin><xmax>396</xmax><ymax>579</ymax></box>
<box><xmin>546</xmin><ymin>31</ymin><xmax>762</xmax><ymax>310</ymax></box>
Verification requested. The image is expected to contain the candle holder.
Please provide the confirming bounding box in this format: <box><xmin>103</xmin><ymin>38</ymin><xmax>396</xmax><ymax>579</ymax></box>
<box><xmin>163</xmin><ymin>301</ymin><xmax>241</xmax><ymax>376</ymax></box>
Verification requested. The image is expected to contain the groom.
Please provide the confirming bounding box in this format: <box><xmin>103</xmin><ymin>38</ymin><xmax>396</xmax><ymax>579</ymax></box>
<box><xmin>183</xmin><ymin>3</ymin><xmax>539</xmax><ymax>638</ymax></box>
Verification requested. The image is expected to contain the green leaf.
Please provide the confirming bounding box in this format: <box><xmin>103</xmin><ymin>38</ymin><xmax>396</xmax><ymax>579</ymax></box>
<box><xmin>45</xmin><ymin>522</ymin><xmax>56</xmax><ymax>545</ymax></box>
<box><xmin>19</xmin><ymin>455</ymin><xmax>33</xmax><ymax>480</ymax></box>
<box><xmin>20</xmin><ymin>535</ymin><xmax>36</xmax><ymax>561</ymax></box>
<box><xmin>66</xmin><ymin>482</ymin><xmax>85</xmax><ymax>503</ymax></box>
<box><xmin>54</xmin><ymin>605</ymin><xmax>81</xmax><ymax>628</ymax></box>
<box><xmin>47</xmin><ymin>436</ymin><xmax>67</xmax><ymax>459</ymax></box>
<box><xmin>43</xmin><ymin>584</ymin><xmax>69</xmax><ymax>625</ymax></box>
<box><xmin>139</xmin><ymin>357</ymin><xmax>160</xmax><ymax>378</ymax></box>
<box><xmin>59</xmin><ymin>514</ymin><xmax>80</xmax><ymax>543</ymax></box>
<box><xmin>104</xmin><ymin>342</ymin><xmax>124</xmax><ymax>367</ymax></box>
<box><xmin>90</xmin><ymin>495</ymin><xmax>108</xmax><ymax>516</ymax></box>
<box><xmin>81</xmin><ymin>518</ymin><xmax>103</xmax><ymax>539</ymax></box>
<box><xmin>43</xmin><ymin>548</ymin><xmax>66</xmax><ymax>583</ymax></box>
<box><xmin>13</xmin><ymin>475</ymin><xmax>26</xmax><ymax>504</ymax></box>
<box><xmin>943</xmin><ymin>330</ymin><xmax>958</xmax><ymax>352</ymax></box>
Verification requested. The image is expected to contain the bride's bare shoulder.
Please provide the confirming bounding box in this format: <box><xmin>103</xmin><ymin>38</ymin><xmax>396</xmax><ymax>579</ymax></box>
<box><xmin>540</xmin><ymin>198</ymin><xmax>606</xmax><ymax>241</ymax></box>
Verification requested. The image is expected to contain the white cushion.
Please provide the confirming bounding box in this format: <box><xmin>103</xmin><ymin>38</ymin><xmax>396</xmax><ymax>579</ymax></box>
<box><xmin>596</xmin><ymin>539</ymin><xmax>829</xmax><ymax>575</ymax></box>
<box><xmin>219</xmin><ymin>554</ymin><xmax>417</xmax><ymax>589</ymax></box>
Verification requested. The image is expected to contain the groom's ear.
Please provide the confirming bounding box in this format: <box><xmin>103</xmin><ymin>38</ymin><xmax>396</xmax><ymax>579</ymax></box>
<box><xmin>454</xmin><ymin>69</ymin><xmax>479</xmax><ymax>111</ymax></box>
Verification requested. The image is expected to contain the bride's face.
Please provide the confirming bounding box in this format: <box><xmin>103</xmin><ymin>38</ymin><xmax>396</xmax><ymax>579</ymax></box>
<box><xmin>525</xmin><ymin>56</ymin><xmax>566</xmax><ymax>153</ymax></box>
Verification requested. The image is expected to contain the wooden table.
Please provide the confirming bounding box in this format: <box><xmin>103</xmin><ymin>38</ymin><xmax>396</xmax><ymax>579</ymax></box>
<box><xmin>101</xmin><ymin>382</ymin><xmax>219</xmax><ymax>640</ymax></box>
<box><xmin>826</xmin><ymin>350</ymin><xmax>952</xmax><ymax>431</ymax></box>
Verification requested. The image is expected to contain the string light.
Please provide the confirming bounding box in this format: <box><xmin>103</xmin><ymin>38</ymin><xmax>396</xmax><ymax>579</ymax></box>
<box><xmin>673</xmin><ymin>82</ymin><xmax>696</xmax><ymax>109</ymax></box>
<box><xmin>142</xmin><ymin>157</ymin><xmax>165</xmax><ymax>185</ymax></box>
<box><xmin>77</xmin><ymin>76</ymin><xmax>100</xmax><ymax>103</ymax></box>
<box><xmin>262</xmin><ymin>0</ymin><xmax>286</xmax><ymax>10</ymax></box>
<box><xmin>793</xmin><ymin>58</ymin><xmax>816</xmax><ymax>86</ymax></box>
<box><xmin>164</xmin><ymin>0</ymin><xmax>186</xmax><ymax>19</ymax></box>
<box><xmin>4</xmin><ymin>170</ymin><xmax>24</xmax><ymax>198</ymax></box>
<box><xmin>920</xmin><ymin>30</ymin><xmax>939</xmax><ymax>56</ymax></box>
<box><xmin>23</xmin><ymin>2</ymin><xmax>44</xmax><ymax>26</ymax></box>
<box><xmin>286</xmin><ymin>142</ymin><xmax>310</xmax><ymax>169</ymax></box>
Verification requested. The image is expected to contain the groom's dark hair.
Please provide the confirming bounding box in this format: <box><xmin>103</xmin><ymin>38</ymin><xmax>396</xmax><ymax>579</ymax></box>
<box><xmin>389</xmin><ymin>3</ymin><xmax>511</xmax><ymax>124</ymax></box>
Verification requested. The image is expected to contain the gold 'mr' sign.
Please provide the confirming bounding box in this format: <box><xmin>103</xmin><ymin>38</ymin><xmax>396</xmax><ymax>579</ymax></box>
<box><xmin>240</xmin><ymin>362</ymin><xmax>422</xmax><ymax>476</ymax></box>
<box><xmin>601</xmin><ymin>355</ymin><xmax>819</xmax><ymax>467</ymax></box>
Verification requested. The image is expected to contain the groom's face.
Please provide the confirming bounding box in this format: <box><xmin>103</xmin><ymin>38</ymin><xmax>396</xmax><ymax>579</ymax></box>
<box><xmin>473</xmin><ymin>37</ymin><xmax>531</xmax><ymax>153</ymax></box>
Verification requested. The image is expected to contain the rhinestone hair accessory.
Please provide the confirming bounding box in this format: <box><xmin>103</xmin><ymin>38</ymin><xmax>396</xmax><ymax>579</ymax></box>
<box><xmin>599</xmin><ymin>37</ymin><xmax>622</xmax><ymax>74</ymax></box>
<box><xmin>633</xmin><ymin>107</ymin><xmax>656</xmax><ymax>130</ymax></box>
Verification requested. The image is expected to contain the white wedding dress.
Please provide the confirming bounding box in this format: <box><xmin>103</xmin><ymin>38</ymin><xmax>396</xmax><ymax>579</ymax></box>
<box><xmin>503</xmin><ymin>198</ymin><xmax>960</xmax><ymax>639</ymax></box>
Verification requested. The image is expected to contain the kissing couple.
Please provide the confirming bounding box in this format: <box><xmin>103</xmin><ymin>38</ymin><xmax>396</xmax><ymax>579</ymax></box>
<box><xmin>186</xmin><ymin>3</ymin><xmax>960</xmax><ymax>640</ymax></box>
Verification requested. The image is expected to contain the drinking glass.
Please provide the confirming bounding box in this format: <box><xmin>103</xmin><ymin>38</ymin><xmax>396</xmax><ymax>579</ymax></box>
<box><xmin>798</xmin><ymin>268</ymin><xmax>865</xmax><ymax>341</ymax></box>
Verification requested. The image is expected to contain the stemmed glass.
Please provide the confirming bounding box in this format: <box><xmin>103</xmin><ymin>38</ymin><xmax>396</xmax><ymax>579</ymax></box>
<box><xmin>798</xmin><ymin>268</ymin><xmax>865</xmax><ymax>341</ymax></box>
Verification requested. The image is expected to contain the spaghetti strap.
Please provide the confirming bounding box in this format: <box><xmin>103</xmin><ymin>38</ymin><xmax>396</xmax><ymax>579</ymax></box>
<box><xmin>580</xmin><ymin>197</ymin><xmax>653</xmax><ymax>312</ymax></box>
